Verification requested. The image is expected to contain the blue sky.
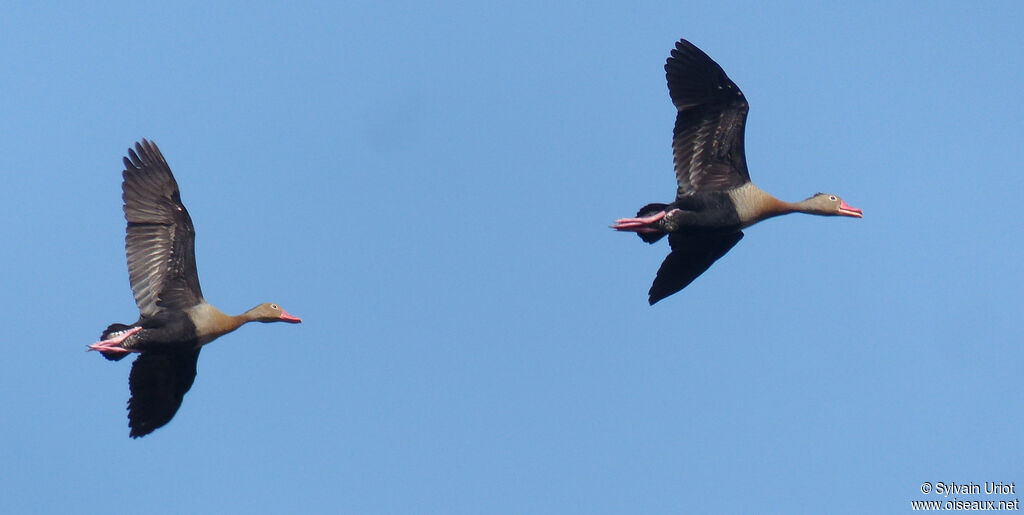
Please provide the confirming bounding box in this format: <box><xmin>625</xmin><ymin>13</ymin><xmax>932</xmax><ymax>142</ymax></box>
<box><xmin>1</xmin><ymin>1</ymin><xmax>1021</xmax><ymax>513</ymax></box>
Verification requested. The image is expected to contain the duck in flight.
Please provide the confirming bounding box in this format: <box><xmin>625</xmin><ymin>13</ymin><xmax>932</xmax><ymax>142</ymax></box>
<box><xmin>89</xmin><ymin>139</ymin><xmax>302</xmax><ymax>438</ymax></box>
<box><xmin>613</xmin><ymin>39</ymin><xmax>862</xmax><ymax>304</ymax></box>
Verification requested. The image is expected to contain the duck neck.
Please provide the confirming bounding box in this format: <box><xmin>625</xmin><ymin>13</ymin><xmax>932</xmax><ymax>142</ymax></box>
<box><xmin>782</xmin><ymin>197</ymin><xmax>828</xmax><ymax>216</ymax></box>
<box><xmin>188</xmin><ymin>303</ymin><xmax>249</xmax><ymax>344</ymax></box>
<box><xmin>238</xmin><ymin>305</ymin><xmax>270</xmax><ymax>324</ymax></box>
<box><xmin>730</xmin><ymin>183</ymin><xmax>793</xmax><ymax>227</ymax></box>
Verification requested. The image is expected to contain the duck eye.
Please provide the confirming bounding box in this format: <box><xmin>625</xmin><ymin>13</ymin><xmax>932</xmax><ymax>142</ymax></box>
<box><xmin>271</xmin><ymin>304</ymin><xmax>279</xmax><ymax>310</ymax></box>
<box><xmin>829</xmin><ymin>195</ymin><xmax>837</xmax><ymax>201</ymax></box>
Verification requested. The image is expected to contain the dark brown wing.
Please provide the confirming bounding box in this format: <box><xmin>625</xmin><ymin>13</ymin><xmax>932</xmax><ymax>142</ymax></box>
<box><xmin>666</xmin><ymin>39</ymin><xmax>751</xmax><ymax>198</ymax></box>
<box><xmin>122</xmin><ymin>139</ymin><xmax>204</xmax><ymax>316</ymax></box>
<box><xmin>127</xmin><ymin>349</ymin><xmax>201</xmax><ymax>438</ymax></box>
<box><xmin>648</xmin><ymin>231</ymin><xmax>743</xmax><ymax>304</ymax></box>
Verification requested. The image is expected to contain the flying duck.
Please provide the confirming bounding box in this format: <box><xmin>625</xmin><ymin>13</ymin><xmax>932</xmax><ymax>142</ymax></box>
<box><xmin>89</xmin><ymin>139</ymin><xmax>301</xmax><ymax>437</ymax></box>
<box><xmin>613</xmin><ymin>39</ymin><xmax>862</xmax><ymax>304</ymax></box>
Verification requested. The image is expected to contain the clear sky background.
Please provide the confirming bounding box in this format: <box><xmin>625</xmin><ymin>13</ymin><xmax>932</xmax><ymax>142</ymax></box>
<box><xmin>1</xmin><ymin>1</ymin><xmax>1021</xmax><ymax>513</ymax></box>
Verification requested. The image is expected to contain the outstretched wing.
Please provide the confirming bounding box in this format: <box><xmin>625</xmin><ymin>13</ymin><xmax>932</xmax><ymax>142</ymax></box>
<box><xmin>648</xmin><ymin>231</ymin><xmax>743</xmax><ymax>304</ymax></box>
<box><xmin>122</xmin><ymin>139</ymin><xmax>204</xmax><ymax>316</ymax></box>
<box><xmin>127</xmin><ymin>349</ymin><xmax>201</xmax><ymax>438</ymax></box>
<box><xmin>666</xmin><ymin>39</ymin><xmax>751</xmax><ymax>198</ymax></box>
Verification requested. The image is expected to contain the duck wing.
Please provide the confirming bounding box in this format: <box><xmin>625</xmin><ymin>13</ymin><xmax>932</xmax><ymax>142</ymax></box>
<box><xmin>127</xmin><ymin>348</ymin><xmax>201</xmax><ymax>438</ymax></box>
<box><xmin>121</xmin><ymin>139</ymin><xmax>204</xmax><ymax>316</ymax></box>
<box><xmin>648</xmin><ymin>231</ymin><xmax>743</xmax><ymax>304</ymax></box>
<box><xmin>667</xmin><ymin>39</ymin><xmax>751</xmax><ymax>198</ymax></box>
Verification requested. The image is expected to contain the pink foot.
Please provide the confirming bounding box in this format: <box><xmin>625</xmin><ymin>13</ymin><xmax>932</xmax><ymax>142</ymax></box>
<box><xmin>611</xmin><ymin>211</ymin><xmax>668</xmax><ymax>233</ymax></box>
<box><xmin>87</xmin><ymin>326</ymin><xmax>143</xmax><ymax>353</ymax></box>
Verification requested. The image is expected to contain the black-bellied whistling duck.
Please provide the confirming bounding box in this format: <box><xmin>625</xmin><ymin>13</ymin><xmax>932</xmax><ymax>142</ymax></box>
<box><xmin>613</xmin><ymin>39</ymin><xmax>863</xmax><ymax>305</ymax></box>
<box><xmin>89</xmin><ymin>139</ymin><xmax>301</xmax><ymax>438</ymax></box>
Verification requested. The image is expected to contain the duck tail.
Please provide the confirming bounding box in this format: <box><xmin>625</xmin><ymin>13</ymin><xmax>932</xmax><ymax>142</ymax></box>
<box><xmin>635</xmin><ymin>203</ymin><xmax>668</xmax><ymax>243</ymax></box>
<box><xmin>97</xmin><ymin>324</ymin><xmax>133</xmax><ymax>361</ymax></box>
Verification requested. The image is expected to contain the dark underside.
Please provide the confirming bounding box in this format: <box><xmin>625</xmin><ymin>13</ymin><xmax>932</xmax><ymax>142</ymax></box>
<box><xmin>127</xmin><ymin>348</ymin><xmax>201</xmax><ymax>438</ymax></box>
<box><xmin>648</xmin><ymin>230</ymin><xmax>743</xmax><ymax>304</ymax></box>
<box><xmin>98</xmin><ymin>310</ymin><xmax>203</xmax><ymax>437</ymax></box>
<box><xmin>641</xmin><ymin>193</ymin><xmax>745</xmax><ymax>304</ymax></box>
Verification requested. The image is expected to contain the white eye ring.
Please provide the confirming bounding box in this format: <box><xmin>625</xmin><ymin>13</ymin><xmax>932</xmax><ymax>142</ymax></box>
<box><xmin>271</xmin><ymin>304</ymin><xmax>279</xmax><ymax>310</ymax></box>
<box><xmin>829</xmin><ymin>195</ymin><xmax>838</xmax><ymax>201</ymax></box>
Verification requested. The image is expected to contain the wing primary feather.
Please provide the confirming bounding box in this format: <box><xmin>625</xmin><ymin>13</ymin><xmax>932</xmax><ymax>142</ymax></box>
<box><xmin>120</xmin><ymin>140</ymin><xmax>204</xmax><ymax>316</ymax></box>
<box><xmin>648</xmin><ymin>231</ymin><xmax>744</xmax><ymax>304</ymax></box>
<box><xmin>666</xmin><ymin>39</ymin><xmax>752</xmax><ymax>197</ymax></box>
<box><xmin>127</xmin><ymin>349</ymin><xmax>201</xmax><ymax>438</ymax></box>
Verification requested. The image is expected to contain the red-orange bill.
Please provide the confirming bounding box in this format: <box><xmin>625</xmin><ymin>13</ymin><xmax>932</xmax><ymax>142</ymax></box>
<box><xmin>839</xmin><ymin>200</ymin><xmax>863</xmax><ymax>218</ymax></box>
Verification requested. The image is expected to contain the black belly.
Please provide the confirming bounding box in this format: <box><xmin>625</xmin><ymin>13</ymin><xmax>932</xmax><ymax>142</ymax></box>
<box><xmin>665</xmin><ymin>192</ymin><xmax>742</xmax><ymax>232</ymax></box>
<box><xmin>129</xmin><ymin>311</ymin><xmax>200</xmax><ymax>352</ymax></box>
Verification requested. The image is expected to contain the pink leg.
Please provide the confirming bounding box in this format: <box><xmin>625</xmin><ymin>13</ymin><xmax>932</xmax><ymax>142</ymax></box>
<box><xmin>87</xmin><ymin>326</ymin><xmax>143</xmax><ymax>353</ymax></box>
<box><xmin>611</xmin><ymin>210</ymin><xmax>671</xmax><ymax>233</ymax></box>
